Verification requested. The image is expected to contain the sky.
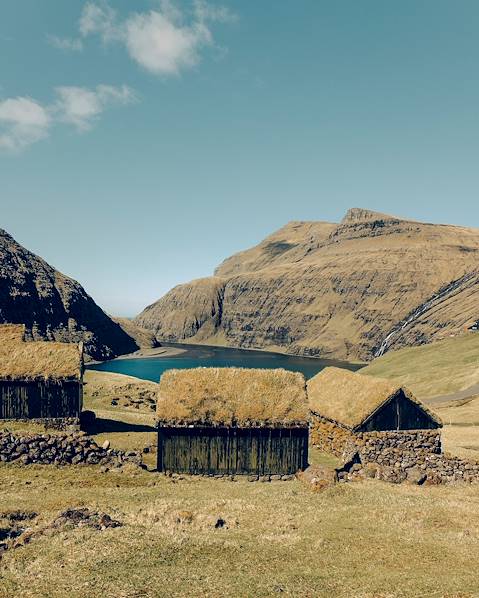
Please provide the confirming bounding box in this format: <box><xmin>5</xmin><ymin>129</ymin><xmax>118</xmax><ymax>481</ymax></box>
<box><xmin>1</xmin><ymin>1</ymin><xmax>479</xmax><ymax>316</ymax></box>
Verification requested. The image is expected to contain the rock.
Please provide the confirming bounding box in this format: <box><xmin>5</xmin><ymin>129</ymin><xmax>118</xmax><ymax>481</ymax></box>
<box><xmin>297</xmin><ymin>465</ymin><xmax>337</xmax><ymax>492</ymax></box>
<box><xmin>363</xmin><ymin>464</ymin><xmax>379</xmax><ymax>479</ymax></box>
<box><xmin>406</xmin><ymin>468</ymin><xmax>427</xmax><ymax>485</ymax></box>
<box><xmin>102</xmin><ymin>440</ymin><xmax>110</xmax><ymax>450</ymax></box>
<box><xmin>50</xmin><ymin>508</ymin><xmax>121</xmax><ymax>531</ymax></box>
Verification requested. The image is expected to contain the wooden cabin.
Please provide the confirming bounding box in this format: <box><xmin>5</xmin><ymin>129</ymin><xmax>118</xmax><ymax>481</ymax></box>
<box><xmin>156</xmin><ymin>367</ymin><xmax>309</xmax><ymax>476</ymax></box>
<box><xmin>307</xmin><ymin>367</ymin><xmax>442</xmax><ymax>457</ymax></box>
<box><xmin>0</xmin><ymin>324</ymin><xmax>84</xmax><ymax>421</ymax></box>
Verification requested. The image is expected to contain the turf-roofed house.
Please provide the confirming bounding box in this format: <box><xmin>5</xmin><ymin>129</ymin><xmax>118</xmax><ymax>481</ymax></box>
<box><xmin>0</xmin><ymin>324</ymin><xmax>84</xmax><ymax>423</ymax></box>
<box><xmin>156</xmin><ymin>367</ymin><xmax>309</xmax><ymax>476</ymax></box>
<box><xmin>308</xmin><ymin>367</ymin><xmax>442</xmax><ymax>463</ymax></box>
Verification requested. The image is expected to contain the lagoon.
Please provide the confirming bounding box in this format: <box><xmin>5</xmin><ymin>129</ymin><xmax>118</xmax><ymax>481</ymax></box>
<box><xmin>87</xmin><ymin>343</ymin><xmax>362</xmax><ymax>382</ymax></box>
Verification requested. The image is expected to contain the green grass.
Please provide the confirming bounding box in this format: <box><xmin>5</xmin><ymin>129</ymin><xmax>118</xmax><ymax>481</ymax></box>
<box><xmin>361</xmin><ymin>332</ymin><xmax>479</xmax><ymax>399</ymax></box>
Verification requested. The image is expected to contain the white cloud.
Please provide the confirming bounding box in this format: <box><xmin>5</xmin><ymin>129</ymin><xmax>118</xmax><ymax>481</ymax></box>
<box><xmin>0</xmin><ymin>85</ymin><xmax>136</xmax><ymax>153</ymax></box>
<box><xmin>79</xmin><ymin>1</ymin><xmax>235</xmax><ymax>76</ymax></box>
<box><xmin>79</xmin><ymin>2</ymin><xmax>119</xmax><ymax>42</ymax></box>
<box><xmin>125</xmin><ymin>12</ymin><xmax>211</xmax><ymax>75</ymax></box>
<box><xmin>0</xmin><ymin>97</ymin><xmax>51</xmax><ymax>152</ymax></box>
<box><xmin>55</xmin><ymin>84</ymin><xmax>136</xmax><ymax>131</ymax></box>
<box><xmin>47</xmin><ymin>35</ymin><xmax>83</xmax><ymax>51</ymax></box>
<box><xmin>193</xmin><ymin>0</ymin><xmax>237</xmax><ymax>24</ymax></box>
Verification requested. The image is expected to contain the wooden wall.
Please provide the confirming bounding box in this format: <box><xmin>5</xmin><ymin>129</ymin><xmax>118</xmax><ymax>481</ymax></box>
<box><xmin>359</xmin><ymin>390</ymin><xmax>440</xmax><ymax>432</ymax></box>
<box><xmin>0</xmin><ymin>380</ymin><xmax>82</xmax><ymax>419</ymax></box>
<box><xmin>157</xmin><ymin>426</ymin><xmax>309</xmax><ymax>475</ymax></box>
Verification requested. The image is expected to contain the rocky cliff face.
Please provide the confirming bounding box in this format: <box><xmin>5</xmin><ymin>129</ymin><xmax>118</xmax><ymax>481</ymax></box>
<box><xmin>0</xmin><ymin>228</ymin><xmax>138</xmax><ymax>360</ymax></box>
<box><xmin>135</xmin><ymin>209</ymin><xmax>479</xmax><ymax>361</ymax></box>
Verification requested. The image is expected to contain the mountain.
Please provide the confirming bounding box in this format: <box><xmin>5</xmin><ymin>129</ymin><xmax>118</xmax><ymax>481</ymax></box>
<box><xmin>135</xmin><ymin>208</ymin><xmax>479</xmax><ymax>362</ymax></box>
<box><xmin>111</xmin><ymin>317</ymin><xmax>159</xmax><ymax>350</ymax></box>
<box><xmin>0</xmin><ymin>228</ymin><xmax>138</xmax><ymax>360</ymax></box>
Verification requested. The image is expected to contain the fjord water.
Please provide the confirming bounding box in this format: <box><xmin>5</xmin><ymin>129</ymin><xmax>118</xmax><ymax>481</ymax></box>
<box><xmin>87</xmin><ymin>343</ymin><xmax>362</xmax><ymax>382</ymax></box>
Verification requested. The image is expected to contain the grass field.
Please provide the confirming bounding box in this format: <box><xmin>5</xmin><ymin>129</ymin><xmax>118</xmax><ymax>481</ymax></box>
<box><xmin>2</xmin><ymin>366</ymin><xmax>479</xmax><ymax>596</ymax></box>
<box><xmin>2</xmin><ymin>461</ymin><xmax>479</xmax><ymax>597</ymax></box>
<box><xmin>361</xmin><ymin>332</ymin><xmax>479</xmax><ymax>399</ymax></box>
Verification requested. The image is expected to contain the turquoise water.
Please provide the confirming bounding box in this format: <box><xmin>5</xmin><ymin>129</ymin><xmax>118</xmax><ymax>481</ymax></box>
<box><xmin>87</xmin><ymin>343</ymin><xmax>362</xmax><ymax>382</ymax></box>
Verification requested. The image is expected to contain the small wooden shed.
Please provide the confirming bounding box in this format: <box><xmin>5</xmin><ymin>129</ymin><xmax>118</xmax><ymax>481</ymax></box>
<box><xmin>307</xmin><ymin>367</ymin><xmax>442</xmax><ymax>456</ymax></box>
<box><xmin>0</xmin><ymin>324</ymin><xmax>84</xmax><ymax>420</ymax></box>
<box><xmin>156</xmin><ymin>367</ymin><xmax>309</xmax><ymax>476</ymax></box>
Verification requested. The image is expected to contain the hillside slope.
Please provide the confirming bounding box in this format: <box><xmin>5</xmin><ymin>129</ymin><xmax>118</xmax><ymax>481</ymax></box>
<box><xmin>361</xmin><ymin>332</ymin><xmax>479</xmax><ymax>399</ymax></box>
<box><xmin>0</xmin><ymin>228</ymin><xmax>138</xmax><ymax>360</ymax></box>
<box><xmin>112</xmin><ymin>317</ymin><xmax>159</xmax><ymax>350</ymax></box>
<box><xmin>136</xmin><ymin>208</ymin><xmax>479</xmax><ymax>361</ymax></box>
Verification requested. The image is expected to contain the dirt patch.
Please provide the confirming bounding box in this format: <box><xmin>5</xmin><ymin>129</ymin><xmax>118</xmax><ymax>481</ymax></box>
<box><xmin>49</xmin><ymin>508</ymin><xmax>122</xmax><ymax>531</ymax></box>
<box><xmin>0</xmin><ymin>508</ymin><xmax>121</xmax><ymax>557</ymax></box>
<box><xmin>0</xmin><ymin>511</ymin><xmax>37</xmax><ymax>554</ymax></box>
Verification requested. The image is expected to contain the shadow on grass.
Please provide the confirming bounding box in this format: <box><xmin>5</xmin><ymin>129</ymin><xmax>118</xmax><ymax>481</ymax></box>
<box><xmin>87</xmin><ymin>417</ymin><xmax>156</xmax><ymax>435</ymax></box>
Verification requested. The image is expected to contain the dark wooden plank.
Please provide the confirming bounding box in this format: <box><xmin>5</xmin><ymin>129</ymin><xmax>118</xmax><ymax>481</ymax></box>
<box><xmin>157</xmin><ymin>426</ymin><xmax>309</xmax><ymax>475</ymax></box>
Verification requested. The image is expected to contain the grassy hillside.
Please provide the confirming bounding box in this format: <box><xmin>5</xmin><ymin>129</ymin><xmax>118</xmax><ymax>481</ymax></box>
<box><xmin>136</xmin><ymin>209</ymin><xmax>479</xmax><ymax>361</ymax></box>
<box><xmin>361</xmin><ymin>332</ymin><xmax>479</xmax><ymax>399</ymax></box>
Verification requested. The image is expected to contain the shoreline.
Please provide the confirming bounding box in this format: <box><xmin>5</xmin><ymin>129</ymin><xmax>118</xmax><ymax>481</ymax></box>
<box><xmin>90</xmin><ymin>340</ymin><xmax>365</xmax><ymax>369</ymax></box>
<box><xmin>85</xmin><ymin>345</ymin><xmax>187</xmax><ymax>365</ymax></box>
<box><xmin>110</xmin><ymin>345</ymin><xmax>187</xmax><ymax>361</ymax></box>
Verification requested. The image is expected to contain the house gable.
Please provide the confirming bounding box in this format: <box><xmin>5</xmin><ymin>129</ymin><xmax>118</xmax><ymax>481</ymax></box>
<box><xmin>357</xmin><ymin>390</ymin><xmax>441</xmax><ymax>432</ymax></box>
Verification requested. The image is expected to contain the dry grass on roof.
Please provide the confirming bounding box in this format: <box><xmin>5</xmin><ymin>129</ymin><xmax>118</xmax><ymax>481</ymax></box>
<box><xmin>0</xmin><ymin>337</ymin><xmax>82</xmax><ymax>381</ymax></box>
<box><xmin>157</xmin><ymin>367</ymin><xmax>308</xmax><ymax>427</ymax></box>
<box><xmin>307</xmin><ymin>366</ymin><xmax>441</xmax><ymax>430</ymax></box>
<box><xmin>0</xmin><ymin>323</ymin><xmax>26</xmax><ymax>344</ymax></box>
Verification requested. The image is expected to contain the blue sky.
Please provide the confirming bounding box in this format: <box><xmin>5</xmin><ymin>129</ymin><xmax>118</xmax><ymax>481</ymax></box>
<box><xmin>1</xmin><ymin>1</ymin><xmax>479</xmax><ymax>316</ymax></box>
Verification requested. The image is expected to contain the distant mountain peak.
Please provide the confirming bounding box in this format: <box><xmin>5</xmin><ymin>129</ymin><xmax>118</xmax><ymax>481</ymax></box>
<box><xmin>340</xmin><ymin>208</ymin><xmax>399</xmax><ymax>224</ymax></box>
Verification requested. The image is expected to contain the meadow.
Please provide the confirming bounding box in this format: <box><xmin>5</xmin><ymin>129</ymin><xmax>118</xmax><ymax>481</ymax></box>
<box><xmin>1</xmin><ymin>367</ymin><xmax>479</xmax><ymax>597</ymax></box>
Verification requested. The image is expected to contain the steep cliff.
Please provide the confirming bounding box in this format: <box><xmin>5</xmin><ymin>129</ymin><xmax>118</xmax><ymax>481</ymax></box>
<box><xmin>0</xmin><ymin>228</ymin><xmax>138</xmax><ymax>360</ymax></box>
<box><xmin>135</xmin><ymin>209</ymin><xmax>479</xmax><ymax>361</ymax></box>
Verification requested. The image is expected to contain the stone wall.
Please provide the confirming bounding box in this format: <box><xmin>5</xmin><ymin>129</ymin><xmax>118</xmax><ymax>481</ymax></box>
<box><xmin>310</xmin><ymin>415</ymin><xmax>355</xmax><ymax>457</ymax></box>
<box><xmin>357</xmin><ymin>429</ymin><xmax>441</xmax><ymax>463</ymax></box>
<box><xmin>0</xmin><ymin>431</ymin><xmax>141</xmax><ymax>467</ymax></box>
<box><xmin>311</xmin><ymin>414</ymin><xmax>479</xmax><ymax>485</ymax></box>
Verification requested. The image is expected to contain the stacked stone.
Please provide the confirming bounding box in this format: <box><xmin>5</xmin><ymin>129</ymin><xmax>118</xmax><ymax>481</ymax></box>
<box><xmin>310</xmin><ymin>417</ymin><xmax>355</xmax><ymax>457</ymax></box>
<box><xmin>0</xmin><ymin>432</ymin><xmax>141</xmax><ymax>467</ymax></box>
<box><xmin>345</xmin><ymin>431</ymin><xmax>479</xmax><ymax>485</ymax></box>
<box><xmin>357</xmin><ymin>430</ymin><xmax>441</xmax><ymax>463</ymax></box>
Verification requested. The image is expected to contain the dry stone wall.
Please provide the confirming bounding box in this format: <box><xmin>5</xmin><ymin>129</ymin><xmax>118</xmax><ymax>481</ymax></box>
<box><xmin>310</xmin><ymin>416</ymin><xmax>355</xmax><ymax>457</ymax></box>
<box><xmin>311</xmin><ymin>415</ymin><xmax>479</xmax><ymax>485</ymax></box>
<box><xmin>0</xmin><ymin>431</ymin><xmax>141</xmax><ymax>467</ymax></box>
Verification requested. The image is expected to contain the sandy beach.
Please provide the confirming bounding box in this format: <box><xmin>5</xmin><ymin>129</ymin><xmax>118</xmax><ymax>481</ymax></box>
<box><xmin>112</xmin><ymin>345</ymin><xmax>187</xmax><ymax>360</ymax></box>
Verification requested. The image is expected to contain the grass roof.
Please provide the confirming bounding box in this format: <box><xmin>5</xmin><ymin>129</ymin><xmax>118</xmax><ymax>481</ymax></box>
<box><xmin>157</xmin><ymin>367</ymin><xmax>308</xmax><ymax>427</ymax></box>
<box><xmin>0</xmin><ymin>324</ymin><xmax>26</xmax><ymax>344</ymax></box>
<box><xmin>0</xmin><ymin>324</ymin><xmax>83</xmax><ymax>381</ymax></box>
<box><xmin>307</xmin><ymin>367</ymin><xmax>441</xmax><ymax>430</ymax></box>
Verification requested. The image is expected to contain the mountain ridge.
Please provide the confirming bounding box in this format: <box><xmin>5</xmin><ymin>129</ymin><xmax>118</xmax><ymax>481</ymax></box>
<box><xmin>136</xmin><ymin>208</ymin><xmax>479</xmax><ymax>361</ymax></box>
<box><xmin>0</xmin><ymin>227</ymin><xmax>138</xmax><ymax>360</ymax></box>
